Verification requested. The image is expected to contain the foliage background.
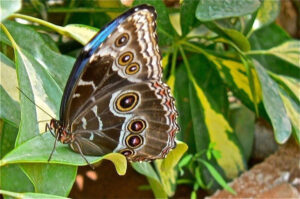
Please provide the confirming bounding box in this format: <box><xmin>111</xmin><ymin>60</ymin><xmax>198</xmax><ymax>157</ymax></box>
<box><xmin>0</xmin><ymin>0</ymin><xmax>299</xmax><ymax>198</ymax></box>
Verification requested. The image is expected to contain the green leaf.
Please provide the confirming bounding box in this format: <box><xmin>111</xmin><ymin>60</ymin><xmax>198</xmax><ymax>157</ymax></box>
<box><xmin>15</xmin><ymin>46</ymin><xmax>62</xmax><ymax>145</ymax></box>
<box><xmin>254</xmin><ymin>60</ymin><xmax>292</xmax><ymax>143</ymax></box>
<box><xmin>3</xmin><ymin>21</ymin><xmax>75</xmax><ymax>90</ymax></box>
<box><xmin>0</xmin><ymin>87</ymin><xmax>20</xmax><ymax>128</ymax></box>
<box><xmin>0</xmin><ymin>121</ymin><xmax>18</xmax><ymax>158</ymax></box>
<box><xmin>0</xmin><ymin>53</ymin><xmax>20</xmax><ymax>126</ymax></box>
<box><xmin>0</xmin><ymin>189</ymin><xmax>69</xmax><ymax>199</ymax></box>
<box><xmin>132</xmin><ymin>162</ymin><xmax>167</xmax><ymax>199</ymax></box>
<box><xmin>188</xmin><ymin>76</ymin><xmax>245</xmax><ymax>179</ymax></box>
<box><xmin>266</xmin><ymin>41</ymin><xmax>300</xmax><ymax>68</ymax></box>
<box><xmin>207</xmin><ymin>55</ymin><xmax>262</xmax><ymax>109</ymax></box>
<box><xmin>0</xmin><ymin>165</ymin><xmax>34</xmax><ymax>193</ymax></box>
<box><xmin>160</xmin><ymin>142</ymin><xmax>188</xmax><ymax>172</ymax></box>
<box><xmin>196</xmin><ymin>0</ymin><xmax>261</xmax><ymax>21</ymax></box>
<box><xmin>205</xmin><ymin>23</ymin><xmax>251</xmax><ymax>52</ymax></box>
<box><xmin>21</xmin><ymin>164</ymin><xmax>76</xmax><ymax>196</ymax></box>
<box><xmin>195</xmin><ymin>166</ymin><xmax>205</xmax><ymax>188</ymax></box>
<box><xmin>2</xmin><ymin>22</ymin><xmax>79</xmax><ymax>196</ymax></box>
<box><xmin>0</xmin><ymin>0</ymin><xmax>21</xmax><ymax>22</ymax></box>
<box><xmin>0</xmin><ymin>133</ymin><xmax>127</xmax><ymax>175</ymax></box>
<box><xmin>229</xmin><ymin>104</ymin><xmax>255</xmax><ymax>161</ymax></box>
<box><xmin>222</xmin><ymin>28</ymin><xmax>251</xmax><ymax>52</ymax></box>
<box><xmin>178</xmin><ymin>154</ymin><xmax>193</xmax><ymax>168</ymax></box>
<box><xmin>64</xmin><ymin>24</ymin><xmax>99</xmax><ymax>45</ymax></box>
<box><xmin>270</xmin><ymin>74</ymin><xmax>300</xmax><ymax>104</ymax></box>
<box><xmin>155</xmin><ymin>142</ymin><xmax>188</xmax><ymax>196</ymax></box>
<box><xmin>0</xmin><ymin>121</ymin><xmax>34</xmax><ymax>194</ymax></box>
<box><xmin>174</xmin><ymin>65</ymin><xmax>195</xmax><ymax>151</ymax></box>
<box><xmin>188</xmin><ymin>62</ymin><xmax>245</xmax><ymax>179</ymax></box>
<box><xmin>249</xmin><ymin>23</ymin><xmax>299</xmax><ymax>79</ymax></box>
<box><xmin>278</xmin><ymin>88</ymin><xmax>300</xmax><ymax>143</ymax></box>
<box><xmin>199</xmin><ymin>160</ymin><xmax>236</xmax><ymax>194</ymax></box>
<box><xmin>180</xmin><ymin>0</ymin><xmax>199</xmax><ymax>36</ymax></box>
<box><xmin>253</xmin><ymin>0</ymin><xmax>280</xmax><ymax>30</ymax></box>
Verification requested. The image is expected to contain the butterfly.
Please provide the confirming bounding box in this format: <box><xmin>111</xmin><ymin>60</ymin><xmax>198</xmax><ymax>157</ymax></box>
<box><xmin>47</xmin><ymin>4</ymin><xmax>179</xmax><ymax>166</ymax></box>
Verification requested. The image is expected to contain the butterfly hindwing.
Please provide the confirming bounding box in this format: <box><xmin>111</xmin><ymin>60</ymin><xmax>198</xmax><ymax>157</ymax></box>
<box><xmin>60</xmin><ymin>5</ymin><xmax>178</xmax><ymax>161</ymax></box>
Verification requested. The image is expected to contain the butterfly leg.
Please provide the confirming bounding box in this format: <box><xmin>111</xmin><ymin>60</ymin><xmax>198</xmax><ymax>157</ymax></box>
<box><xmin>73</xmin><ymin>140</ymin><xmax>95</xmax><ymax>170</ymax></box>
<box><xmin>48</xmin><ymin>132</ymin><xmax>60</xmax><ymax>162</ymax></box>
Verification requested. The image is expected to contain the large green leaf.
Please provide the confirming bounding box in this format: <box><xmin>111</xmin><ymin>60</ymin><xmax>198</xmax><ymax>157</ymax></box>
<box><xmin>253</xmin><ymin>0</ymin><xmax>280</xmax><ymax>30</ymax></box>
<box><xmin>0</xmin><ymin>189</ymin><xmax>69</xmax><ymax>199</ymax></box>
<box><xmin>0</xmin><ymin>53</ymin><xmax>20</xmax><ymax>126</ymax></box>
<box><xmin>266</xmin><ymin>41</ymin><xmax>300</xmax><ymax>68</ymax></box>
<box><xmin>0</xmin><ymin>165</ymin><xmax>34</xmax><ymax>194</ymax></box>
<box><xmin>207</xmin><ymin>55</ymin><xmax>261</xmax><ymax>109</ymax></box>
<box><xmin>3</xmin><ymin>21</ymin><xmax>75</xmax><ymax>90</ymax></box>
<box><xmin>155</xmin><ymin>142</ymin><xmax>188</xmax><ymax>196</ymax></box>
<box><xmin>180</xmin><ymin>0</ymin><xmax>199</xmax><ymax>36</ymax></box>
<box><xmin>0</xmin><ymin>133</ymin><xmax>127</xmax><ymax>175</ymax></box>
<box><xmin>0</xmin><ymin>0</ymin><xmax>21</xmax><ymax>22</ymax></box>
<box><xmin>204</xmin><ymin>23</ymin><xmax>251</xmax><ymax>52</ymax></box>
<box><xmin>189</xmin><ymin>81</ymin><xmax>245</xmax><ymax>179</ymax></box>
<box><xmin>21</xmin><ymin>164</ymin><xmax>77</xmax><ymax>196</ymax></box>
<box><xmin>179</xmin><ymin>49</ymin><xmax>245</xmax><ymax>180</ymax></box>
<box><xmin>249</xmin><ymin>23</ymin><xmax>299</xmax><ymax>78</ymax></box>
<box><xmin>174</xmin><ymin>65</ymin><xmax>195</xmax><ymax>152</ymax></box>
<box><xmin>278</xmin><ymin>88</ymin><xmax>300</xmax><ymax>143</ymax></box>
<box><xmin>196</xmin><ymin>0</ymin><xmax>261</xmax><ymax>21</ymax></box>
<box><xmin>15</xmin><ymin>45</ymin><xmax>61</xmax><ymax>145</ymax></box>
<box><xmin>229</xmin><ymin>105</ymin><xmax>255</xmax><ymax>161</ymax></box>
<box><xmin>254</xmin><ymin>60</ymin><xmax>292</xmax><ymax>143</ymax></box>
<box><xmin>180</xmin><ymin>52</ymin><xmax>245</xmax><ymax>179</ymax></box>
<box><xmin>1</xmin><ymin>23</ymin><xmax>82</xmax><ymax>197</ymax></box>
<box><xmin>270</xmin><ymin>73</ymin><xmax>299</xmax><ymax>104</ymax></box>
<box><xmin>0</xmin><ymin>121</ymin><xmax>18</xmax><ymax>158</ymax></box>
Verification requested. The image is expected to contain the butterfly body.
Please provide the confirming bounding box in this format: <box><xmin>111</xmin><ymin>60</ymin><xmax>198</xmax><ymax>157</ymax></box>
<box><xmin>48</xmin><ymin>4</ymin><xmax>178</xmax><ymax>163</ymax></box>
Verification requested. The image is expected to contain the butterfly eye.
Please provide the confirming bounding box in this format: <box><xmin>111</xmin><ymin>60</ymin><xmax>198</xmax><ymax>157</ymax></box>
<box><xmin>116</xmin><ymin>92</ymin><xmax>139</xmax><ymax>112</ymax></box>
<box><xmin>128</xmin><ymin>119</ymin><xmax>146</xmax><ymax>133</ymax></box>
<box><xmin>120</xmin><ymin>149</ymin><xmax>134</xmax><ymax>157</ymax></box>
<box><xmin>126</xmin><ymin>63</ymin><xmax>140</xmax><ymax>75</ymax></box>
<box><xmin>126</xmin><ymin>135</ymin><xmax>143</xmax><ymax>148</ymax></box>
<box><xmin>115</xmin><ymin>33</ymin><xmax>129</xmax><ymax>47</ymax></box>
<box><xmin>118</xmin><ymin>52</ymin><xmax>133</xmax><ymax>66</ymax></box>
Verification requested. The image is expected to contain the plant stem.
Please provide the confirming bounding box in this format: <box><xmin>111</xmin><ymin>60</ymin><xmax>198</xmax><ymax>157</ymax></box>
<box><xmin>245</xmin><ymin>50</ymin><xmax>268</xmax><ymax>55</ymax></box>
<box><xmin>10</xmin><ymin>13</ymin><xmax>67</xmax><ymax>35</ymax></box>
<box><xmin>0</xmin><ymin>24</ymin><xmax>19</xmax><ymax>51</ymax></box>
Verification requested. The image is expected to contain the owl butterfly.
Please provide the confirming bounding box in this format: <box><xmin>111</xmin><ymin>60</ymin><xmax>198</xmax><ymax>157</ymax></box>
<box><xmin>47</xmin><ymin>4</ymin><xmax>179</xmax><ymax>166</ymax></box>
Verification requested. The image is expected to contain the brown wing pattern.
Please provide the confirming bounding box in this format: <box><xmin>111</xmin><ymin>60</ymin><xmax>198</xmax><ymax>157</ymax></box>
<box><xmin>64</xmin><ymin>6</ymin><xmax>178</xmax><ymax>160</ymax></box>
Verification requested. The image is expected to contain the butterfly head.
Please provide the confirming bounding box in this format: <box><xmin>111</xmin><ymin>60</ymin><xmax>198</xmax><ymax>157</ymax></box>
<box><xmin>49</xmin><ymin>119</ymin><xmax>73</xmax><ymax>144</ymax></box>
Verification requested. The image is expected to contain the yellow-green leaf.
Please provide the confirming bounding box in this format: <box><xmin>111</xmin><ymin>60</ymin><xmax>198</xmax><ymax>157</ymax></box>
<box><xmin>155</xmin><ymin>142</ymin><xmax>188</xmax><ymax>196</ymax></box>
<box><xmin>267</xmin><ymin>41</ymin><xmax>300</xmax><ymax>68</ymax></box>
<box><xmin>208</xmin><ymin>55</ymin><xmax>262</xmax><ymax>105</ymax></box>
<box><xmin>254</xmin><ymin>60</ymin><xmax>292</xmax><ymax>143</ymax></box>
<box><xmin>279</xmin><ymin>89</ymin><xmax>300</xmax><ymax>143</ymax></box>
<box><xmin>191</xmin><ymin>78</ymin><xmax>245</xmax><ymax>179</ymax></box>
<box><xmin>167</xmin><ymin>75</ymin><xmax>175</xmax><ymax>93</ymax></box>
<box><xmin>64</xmin><ymin>24</ymin><xmax>99</xmax><ymax>45</ymax></box>
<box><xmin>253</xmin><ymin>0</ymin><xmax>280</xmax><ymax>30</ymax></box>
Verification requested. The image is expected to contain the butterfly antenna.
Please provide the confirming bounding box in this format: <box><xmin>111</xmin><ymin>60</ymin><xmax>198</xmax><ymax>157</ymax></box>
<box><xmin>16</xmin><ymin>87</ymin><xmax>55</xmax><ymax>119</ymax></box>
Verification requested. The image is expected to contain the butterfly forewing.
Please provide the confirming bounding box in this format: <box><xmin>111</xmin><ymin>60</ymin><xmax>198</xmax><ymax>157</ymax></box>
<box><xmin>58</xmin><ymin>4</ymin><xmax>178</xmax><ymax>161</ymax></box>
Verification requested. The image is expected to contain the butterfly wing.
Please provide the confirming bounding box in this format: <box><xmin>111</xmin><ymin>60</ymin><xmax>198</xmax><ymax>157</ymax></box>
<box><xmin>61</xmin><ymin>5</ymin><xmax>178</xmax><ymax>161</ymax></box>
